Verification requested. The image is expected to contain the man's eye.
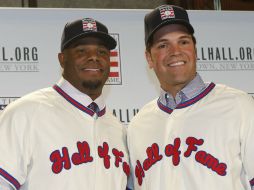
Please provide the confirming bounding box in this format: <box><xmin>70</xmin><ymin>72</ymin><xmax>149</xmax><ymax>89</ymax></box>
<box><xmin>76</xmin><ymin>48</ymin><xmax>85</xmax><ymax>53</ymax></box>
<box><xmin>158</xmin><ymin>44</ymin><xmax>166</xmax><ymax>49</ymax></box>
<box><xmin>180</xmin><ymin>40</ymin><xmax>190</xmax><ymax>45</ymax></box>
<box><xmin>98</xmin><ymin>49</ymin><xmax>109</xmax><ymax>55</ymax></box>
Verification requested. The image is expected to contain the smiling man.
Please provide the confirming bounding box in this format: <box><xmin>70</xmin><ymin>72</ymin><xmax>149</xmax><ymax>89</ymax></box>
<box><xmin>0</xmin><ymin>18</ymin><xmax>131</xmax><ymax>190</ymax></box>
<box><xmin>127</xmin><ymin>5</ymin><xmax>254</xmax><ymax>190</ymax></box>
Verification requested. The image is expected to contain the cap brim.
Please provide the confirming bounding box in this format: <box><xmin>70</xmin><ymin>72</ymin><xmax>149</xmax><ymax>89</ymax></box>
<box><xmin>146</xmin><ymin>19</ymin><xmax>194</xmax><ymax>45</ymax></box>
<box><xmin>62</xmin><ymin>31</ymin><xmax>117</xmax><ymax>51</ymax></box>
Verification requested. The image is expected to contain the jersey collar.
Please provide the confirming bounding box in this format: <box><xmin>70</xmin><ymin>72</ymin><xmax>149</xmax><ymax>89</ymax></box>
<box><xmin>53</xmin><ymin>77</ymin><xmax>106</xmax><ymax>117</ymax></box>
<box><xmin>158</xmin><ymin>82</ymin><xmax>216</xmax><ymax>114</ymax></box>
<box><xmin>159</xmin><ymin>73</ymin><xmax>207</xmax><ymax>109</ymax></box>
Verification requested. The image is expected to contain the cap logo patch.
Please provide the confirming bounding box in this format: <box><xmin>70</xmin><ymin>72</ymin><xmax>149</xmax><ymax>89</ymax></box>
<box><xmin>159</xmin><ymin>5</ymin><xmax>175</xmax><ymax>20</ymax></box>
<box><xmin>82</xmin><ymin>18</ymin><xmax>97</xmax><ymax>32</ymax></box>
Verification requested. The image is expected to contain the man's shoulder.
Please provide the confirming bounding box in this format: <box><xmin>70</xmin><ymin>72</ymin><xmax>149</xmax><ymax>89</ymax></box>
<box><xmin>2</xmin><ymin>87</ymin><xmax>56</xmax><ymax>114</ymax></box>
<box><xmin>140</xmin><ymin>98</ymin><xmax>158</xmax><ymax>112</ymax></box>
<box><xmin>213</xmin><ymin>83</ymin><xmax>250</xmax><ymax>99</ymax></box>
<box><xmin>128</xmin><ymin>98</ymin><xmax>158</xmax><ymax>126</ymax></box>
<box><xmin>211</xmin><ymin>83</ymin><xmax>254</xmax><ymax>110</ymax></box>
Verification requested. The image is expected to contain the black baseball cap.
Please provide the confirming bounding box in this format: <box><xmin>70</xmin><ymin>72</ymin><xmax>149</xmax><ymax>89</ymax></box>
<box><xmin>144</xmin><ymin>5</ymin><xmax>194</xmax><ymax>47</ymax></box>
<box><xmin>61</xmin><ymin>18</ymin><xmax>117</xmax><ymax>51</ymax></box>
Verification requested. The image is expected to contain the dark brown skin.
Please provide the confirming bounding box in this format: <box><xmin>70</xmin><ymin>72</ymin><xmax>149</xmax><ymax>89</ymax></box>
<box><xmin>58</xmin><ymin>36</ymin><xmax>111</xmax><ymax>100</ymax></box>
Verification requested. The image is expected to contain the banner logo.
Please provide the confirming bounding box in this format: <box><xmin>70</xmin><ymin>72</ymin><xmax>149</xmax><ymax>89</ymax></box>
<box><xmin>0</xmin><ymin>97</ymin><xmax>19</xmax><ymax>110</ymax></box>
<box><xmin>0</xmin><ymin>46</ymin><xmax>39</xmax><ymax>72</ymax></box>
<box><xmin>106</xmin><ymin>33</ymin><xmax>122</xmax><ymax>85</ymax></box>
<box><xmin>197</xmin><ymin>46</ymin><xmax>254</xmax><ymax>71</ymax></box>
<box><xmin>112</xmin><ymin>108</ymin><xmax>139</xmax><ymax>125</ymax></box>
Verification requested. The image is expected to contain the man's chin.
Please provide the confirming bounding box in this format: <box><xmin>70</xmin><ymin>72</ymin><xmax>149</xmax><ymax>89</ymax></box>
<box><xmin>82</xmin><ymin>80</ymin><xmax>102</xmax><ymax>90</ymax></box>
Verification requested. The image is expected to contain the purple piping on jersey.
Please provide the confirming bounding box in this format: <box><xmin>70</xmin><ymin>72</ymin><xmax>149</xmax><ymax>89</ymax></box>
<box><xmin>250</xmin><ymin>178</ymin><xmax>254</xmax><ymax>186</ymax></box>
<box><xmin>0</xmin><ymin>168</ymin><xmax>20</xmax><ymax>190</ymax></box>
<box><xmin>53</xmin><ymin>85</ymin><xmax>106</xmax><ymax>117</ymax></box>
<box><xmin>157</xmin><ymin>101</ymin><xmax>174</xmax><ymax>114</ymax></box>
<box><xmin>158</xmin><ymin>82</ymin><xmax>215</xmax><ymax>114</ymax></box>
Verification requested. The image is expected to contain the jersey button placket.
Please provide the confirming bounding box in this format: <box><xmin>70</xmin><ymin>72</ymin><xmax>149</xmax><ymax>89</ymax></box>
<box><xmin>92</xmin><ymin>113</ymin><xmax>98</xmax><ymax>190</ymax></box>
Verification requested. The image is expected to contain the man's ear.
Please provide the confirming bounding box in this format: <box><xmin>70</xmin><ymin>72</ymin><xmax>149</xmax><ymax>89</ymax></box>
<box><xmin>58</xmin><ymin>52</ymin><xmax>65</xmax><ymax>68</ymax></box>
<box><xmin>145</xmin><ymin>50</ymin><xmax>154</xmax><ymax>69</ymax></box>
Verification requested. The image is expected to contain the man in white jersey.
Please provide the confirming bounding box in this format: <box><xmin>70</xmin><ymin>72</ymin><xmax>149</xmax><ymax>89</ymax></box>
<box><xmin>0</xmin><ymin>17</ymin><xmax>131</xmax><ymax>190</ymax></box>
<box><xmin>128</xmin><ymin>5</ymin><xmax>254</xmax><ymax>190</ymax></box>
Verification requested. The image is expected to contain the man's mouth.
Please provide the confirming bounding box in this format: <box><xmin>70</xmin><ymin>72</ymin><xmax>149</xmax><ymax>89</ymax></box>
<box><xmin>84</xmin><ymin>68</ymin><xmax>100</xmax><ymax>71</ymax></box>
<box><xmin>168</xmin><ymin>61</ymin><xmax>185</xmax><ymax>67</ymax></box>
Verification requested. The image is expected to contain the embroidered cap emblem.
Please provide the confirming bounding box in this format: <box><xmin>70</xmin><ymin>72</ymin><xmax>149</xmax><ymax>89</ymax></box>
<box><xmin>82</xmin><ymin>18</ymin><xmax>97</xmax><ymax>31</ymax></box>
<box><xmin>159</xmin><ymin>5</ymin><xmax>175</xmax><ymax>20</ymax></box>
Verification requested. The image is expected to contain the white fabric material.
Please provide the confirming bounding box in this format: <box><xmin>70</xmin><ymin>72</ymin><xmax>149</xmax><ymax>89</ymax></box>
<box><xmin>0</xmin><ymin>84</ymin><xmax>129</xmax><ymax>190</ymax></box>
<box><xmin>128</xmin><ymin>84</ymin><xmax>254</xmax><ymax>190</ymax></box>
<box><xmin>0</xmin><ymin>177</ymin><xmax>13</xmax><ymax>190</ymax></box>
<box><xmin>57</xmin><ymin>77</ymin><xmax>106</xmax><ymax>110</ymax></box>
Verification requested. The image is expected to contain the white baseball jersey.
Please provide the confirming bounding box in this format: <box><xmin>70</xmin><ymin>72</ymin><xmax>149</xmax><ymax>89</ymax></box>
<box><xmin>0</xmin><ymin>83</ymin><xmax>130</xmax><ymax>190</ymax></box>
<box><xmin>128</xmin><ymin>83</ymin><xmax>254</xmax><ymax>190</ymax></box>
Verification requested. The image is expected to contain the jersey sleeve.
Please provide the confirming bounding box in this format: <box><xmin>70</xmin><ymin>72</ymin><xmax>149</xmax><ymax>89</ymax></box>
<box><xmin>239</xmin><ymin>94</ymin><xmax>254</xmax><ymax>189</ymax></box>
<box><xmin>0</xmin><ymin>103</ymin><xmax>32</xmax><ymax>190</ymax></box>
